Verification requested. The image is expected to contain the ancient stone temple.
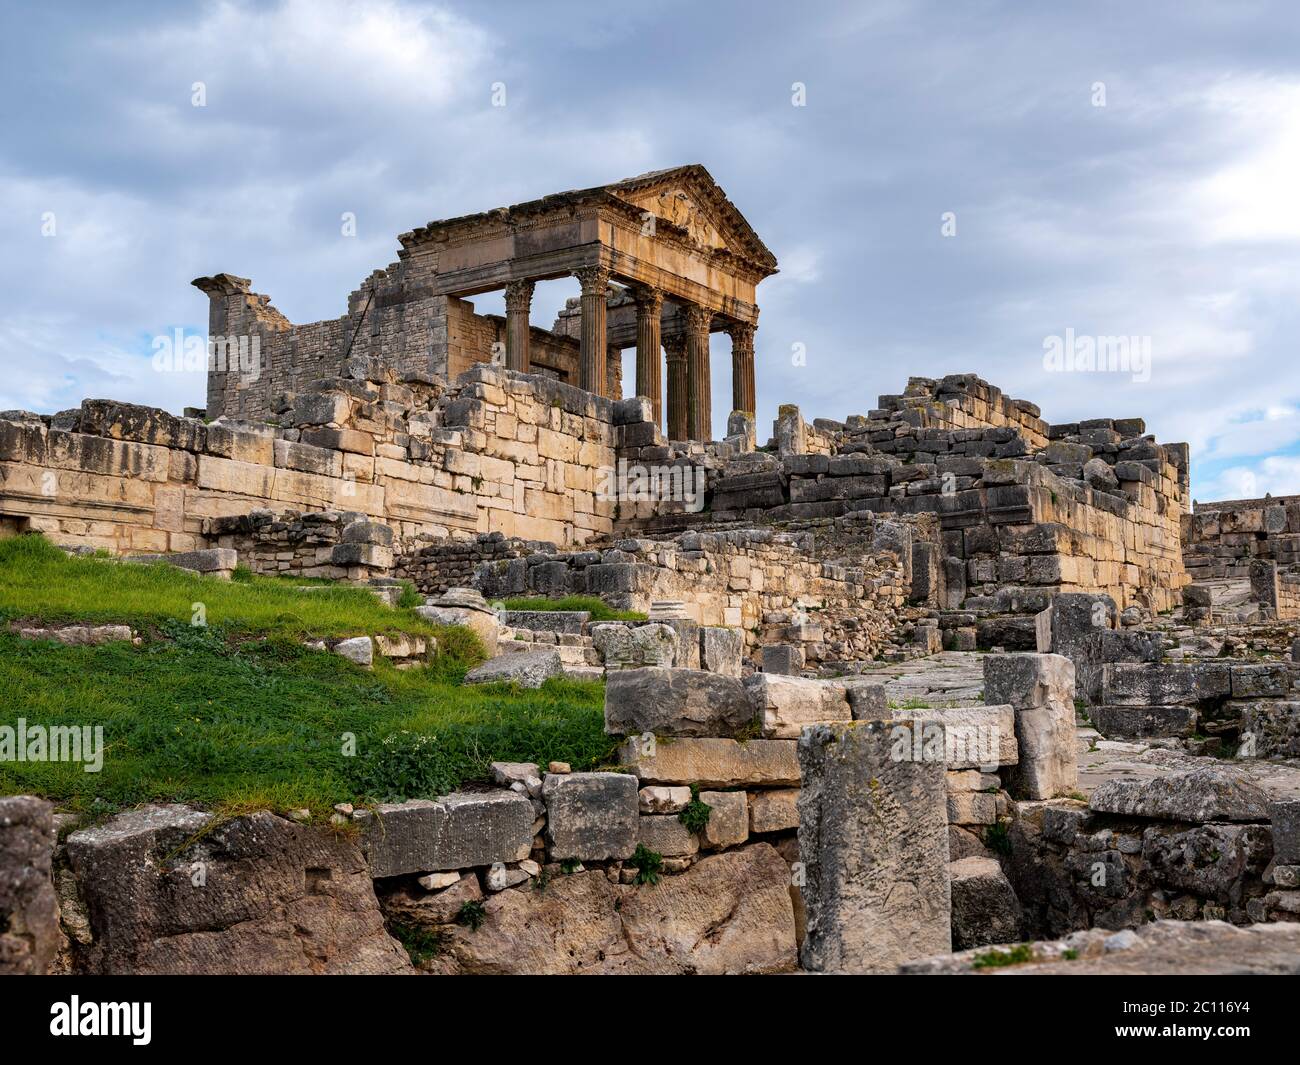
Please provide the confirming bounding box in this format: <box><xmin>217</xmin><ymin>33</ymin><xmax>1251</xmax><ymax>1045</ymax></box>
<box><xmin>195</xmin><ymin>166</ymin><xmax>777</xmax><ymax>441</ymax></box>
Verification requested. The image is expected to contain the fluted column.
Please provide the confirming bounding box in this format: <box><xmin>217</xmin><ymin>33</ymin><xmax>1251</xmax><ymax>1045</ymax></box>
<box><xmin>684</xmin><ymin>303</ymin><xmax>713</xmax><ymax>441</ymax></box>
<box><xmin>633</xmin><ymin>287</ymin><xmax>664</xmax><ymax>427</ymax></box>
<box><xmin>664</xmin><ymin>334</ymin><xmax>688</xmax><ymax>441</ymax></box>
<box><xmin>504</xmin><ymin>279</ymin><xmax>535</xmax><ymax>373</ymax></box>
<box><xmin>575</xmin><ymin>265</ymin><xmax>609</xmax><ymax>395</ymax></box>
<box><xmin>728</xmin><ymin>320</ymin><xmax>756</xmax><ymax>416</ymax></box>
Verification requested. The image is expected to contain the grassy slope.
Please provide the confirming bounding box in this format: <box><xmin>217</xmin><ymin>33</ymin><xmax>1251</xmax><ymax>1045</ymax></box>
<box><xmin>0</xmin><ymin>537</ymin><xmax>612</xmax><ymax>815</ymax></box>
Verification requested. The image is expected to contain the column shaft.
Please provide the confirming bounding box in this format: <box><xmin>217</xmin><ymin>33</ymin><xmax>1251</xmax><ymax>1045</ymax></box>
<box><xmin>729</xmin><ymin>321</ymin><xmax>757</xmax><ymax>415</ymax></box>
<box><xmin>664</xmin><ymin>335</ymin><xmax>688</xmax><ymax>441</ymax></box>
<box><xmin>575</xmin><ymin>265</ymin><xmax>609</xmax><ymax>395</ymax></box>
<box><xmin>634</xmin><ymin>288</ymin><xmax>664</xmax><ymax>428</ymax></box>
<box><xmin>504</xmin><ymin>280</ymin><xmax>534</xmax><ymax>373</ymax></box>
<box><xmin>684</xmin><ymin>304</ymin><xmax>712</xmax><ymax>441</ymax></box>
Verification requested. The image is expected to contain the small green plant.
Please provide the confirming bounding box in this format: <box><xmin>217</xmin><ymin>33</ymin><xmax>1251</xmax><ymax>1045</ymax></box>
<box><xmin>971</xmin><ymin>943</ymin><xmax>1034</xmax><ymax>969</ymax></box>
<box><xmin>560</xmin><ymin>857</ymin><xmax>582</xmax><ymax>874</ymax></box>
<box><xmin>389</xmin><ymin>921</ymin><xmax>448</xmax><ymax>965</ymax></box>
<box><xmin>678</xmin><ymin>789</ymin><xmax>712</xmax><ymax>834</ymax></box>
<box><xmin>984</xmin><ymin>821</ymin><xmax>1012</xmax><ymax>856</ymax></box>
<box><xmin>629</xmin><ymin>843</ymin><xmax>664</xmax><ymax>886</ymax></box>
<box><xmin>1061</xmin><ymin>948</ymin><xmax>1079</xmax><ymax>961</ymax></box>
<box><xmin>456</xmin><ymin>900</ymin><xmax>487</xmax><ymax>931</ymax></box>
<box><xmin>395</xmin><ymin>580</ymin><xmax>423</xmax><ymax>609</ymax></box>
<box><xmin>347</xmin><ymin>730</ymin><xmax>459</xmax><ymax>803</ymax></box>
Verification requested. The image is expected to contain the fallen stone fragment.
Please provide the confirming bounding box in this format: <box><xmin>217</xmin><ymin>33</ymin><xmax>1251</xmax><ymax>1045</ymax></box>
<box><xmin>1089</xmin><ymin>767</ymin><xmax>1270</xmax><ymax>824</ymax></box>
<box><xmin>464</xmin><ymin>648</ymin><xmax>561</xmax><ymax>688</ymax></box>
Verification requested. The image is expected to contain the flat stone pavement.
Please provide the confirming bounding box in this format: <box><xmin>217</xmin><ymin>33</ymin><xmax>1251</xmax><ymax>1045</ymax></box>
<box><xmin>845</xmin><ymin>650</ymin><xmax>1300</xmax><ymax>801</ymax></box>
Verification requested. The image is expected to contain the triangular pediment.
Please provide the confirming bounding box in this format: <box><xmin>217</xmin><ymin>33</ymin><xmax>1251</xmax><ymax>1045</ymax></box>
<box><xmin>606</xmin><ymin>165</ymin><xmax>777</xmax><ymax>273</ymax></box>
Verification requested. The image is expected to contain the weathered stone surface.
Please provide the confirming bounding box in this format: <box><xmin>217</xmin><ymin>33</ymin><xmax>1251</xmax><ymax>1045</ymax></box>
<box><xmin>592</xmin><ymin>622</ymin><xmax>679</xmax><ymax>669</ymax></box>
<box><xmin>984</xmin><ymin>653</ymin><xmax>1077</xmax><ymax>799</ymax></box>
<box><xmin>378</xmin><ymin>870</ymin><xmax>483</xmax><ymax>928</ymax></box>
<box><xmin>888</xmin><ymin>703</ymin><xmax>1019</xmax><ymax>769</ymax></box>
<box><xmin>748</xmin><ymin>788</ymin><xmax>800</xmax><ymax>834</ymax></box>
<box><xmin>543</xmin><ymin>772</ymin><xmax>638</xmax><ymax>861</ymax></box>
<box><xmin>124</xmin><ymin>547</ymin><xmax>238</xmax><ymax>576</ymax></box>
<box><xmin>1091</xmin><ymin>703</ymin><xmax>1197</xmax><ymax>738</ymax></box>
<box><xmin>1089</xmin><ymin>767</ymin><xmax>1270</xmax><ymax>824</ymax></box>
<box><xmin>358</xmin><ymin>792</ymin><xmax>535</xmax><ymax>877</ymax></box>
<box><xmin>699</xmin><ymin>626</ymin><xmax>744</xmax><ymax>677</ymax></box>
<box><xmin>844</xmin><ymin>680</ymin><xmax>889</xmax><ymax>720</ymax></box>
<box><xmin>746</xmin><ymin>673</ymin><xmax>852</xmax><ymax>739</ymax></box>
<box><xmin>901</xmin><ymin>918</ymin><xmax>1300</xmax><ymax>974</ymax></box>
<box><xmin>333</xmin><ymin>635</ymin><xmax>373</xmax><ymax>667</ymax></box>
<box><xmin>950</xmin><ymin>856</ymin><xmax>1022</xmax><ymax>951</ymax></box>
<box><xmin>416</xmin><ymin>602</ymin><xmax>500</xmax><ymax>657</ymax></box>
<box><xmin>619</xmin><ymin>736</ymin><xmax>800</xmax><ymax>788</ymax></box>
<box><xmin>0</xmin><ymin>796</ymin><xmax>60</xmax><ymax>975</ymax></box>
<box><xmin>761</xmin><ymin>643</ymin><xmax>804</xmax><ymax>675</ymax></box>
<box><xmin>66</xmin><ymin>806</ymin><xmax>410</xmax><ymax>974</ymax></box>
<box><xmin>699</xmin><ymin>791</ymin><xmax>748</xmax><ymax>849</ymax></box>
<box><xmin>15</xmin><ymin>624</ymin><xmax>133</xmax><ymax>647</ymax></box>
<box><xmin>1100</xmin><ymin>662</ymin><xmax>1231</xmax><ymax>706</ymax></box>
<box><xmin>639</xmin><ymin>785</ymin><xmax>691</xmax><ymax>814</ymax></box>
<box><xmin>424</xmin><ymin>844</ymin><xmax>797</xmax><ymax>974</ymax></box>
<box><xmin>638</xmin><ymin>814</ymin><xmax>699</xmax><ymax>857</ymax></box>
<box><xmin>798</xmin><ymin>721</ymin><xmax>951</xmax><ymax>973</ymax></box>
<box><xmin>464</xmin><ymin>647</ymin><xmax>561</xmax><ymax>688</ymax></box>
<box><xmin>1271</xmin><ymin>800</ymin><xmax>1300</xmax><ymax>864</ymax></box>
<box><xmin>604</xmin><ymin>667</ymin><xmax>754</xmax><ymax>738</ymax></box>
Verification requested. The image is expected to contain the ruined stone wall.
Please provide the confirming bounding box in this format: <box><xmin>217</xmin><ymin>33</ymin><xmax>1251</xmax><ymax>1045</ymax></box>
<box><xmin>0</xmin><ymin>365</ymin><xmax>660</xmax><ymax>556</ymax></box>
<box><xmin>458</xmin><ymin>517</ymin><xmax>927</xmax><ymax>665</ymax></box>
<box><xmin>1183</xmin><ymin>496</ymin><xmax>1300</xmax><ymax>581</ymax></box>
<box><xmin>707</xmin><ymin>374</ymin><xmax>1188</xmax><ymax>615</ymax></box>
<box><xmin>874</xmin><ymin>374</ymin><xmax>1052</xmax><ymax>451</ymax></box>
<box><xmin>199</xmin><ymin>269</ymin><xmax>595</xmax><ymax>422</ymax></box>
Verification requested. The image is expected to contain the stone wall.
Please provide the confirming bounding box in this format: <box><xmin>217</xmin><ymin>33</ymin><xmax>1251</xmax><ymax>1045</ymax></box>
<box><xmin>706</xmin><ymin>373</ymin><xmax>1188</xmax><ymax>615</ymax></box>
<box><xmin>0</xmin><ymin>364</ymin><xmax>663</xmax><ymax>555</ymax></box>
<box><xmin>1183</xmin><ymin>495</ymin><xmax>1300</xmax><ymax>582</ymax></box>
<box><xmin>459</xmin><ymin>516</ymin><xmax>932</xmax><ymax>665</ymax></box>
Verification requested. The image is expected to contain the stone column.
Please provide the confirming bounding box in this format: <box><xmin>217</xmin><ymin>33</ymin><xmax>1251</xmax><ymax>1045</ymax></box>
<box><xmin>575</xmin><ymin>265</ymin><xmax>610</xmax><ymax>396</ymax></box>
<box><xmin>633</xmin><ymin>287</ymin><xmax>664</xmax><ymax>428</ymax></box>
<box><xmin>728</xmin><ymin>321</ymin><xmax>757</xmax><ymax>417</ymax></box>
<box><xmin>683</xmin><ymin>303</ymin><xmax>712</xmax><ymax>441</ymax></box>
<box><xmin>504</xmin><ymin>279</ymin><xmax>534</xmax><ymax>373</ymax></box>
<box><xmin>664</xmin><ymin>334</ymin><xmax>688</xmax><ymax>441</ymax></box>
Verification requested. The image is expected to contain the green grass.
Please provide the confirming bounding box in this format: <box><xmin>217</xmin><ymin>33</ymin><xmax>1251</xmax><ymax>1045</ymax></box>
<box><xmin>0</xmin><ymin>535</ymin><xmax>613</xmax><ymax>814</ymax></box>
<box><xmin>495</xmin><ymin>595</ymin><xmax>646</xmax><ymax>622</ymax></box>
<box><xmin>0</xmin><ymin>534</ymin><xmax>437</xmax><ymax>640</ymax></box>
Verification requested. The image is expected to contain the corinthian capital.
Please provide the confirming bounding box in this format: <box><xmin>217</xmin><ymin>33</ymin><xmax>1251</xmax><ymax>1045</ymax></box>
<box><xmin>682</xmin><ymin>303</ymin><xmax>713</xmax><ymax>336</ymax></box>
<box><xmin>632</xmin><ymin>285</ymin><xmax>664</xmax><ymax>315</ymax></box>
<box><xmin>504</xmin><ymin>279</ymin><xmax>535</xmax><ymax>314</ymax></box>
<box><xmin>727</xmin><ymin>321</ymin><xmax>756</xmax><ymax>351</ymax></box>
<box><xmin>574</xmin><ymin>264</ymin><xmax>611</xmax><ymax>296</ymax></box>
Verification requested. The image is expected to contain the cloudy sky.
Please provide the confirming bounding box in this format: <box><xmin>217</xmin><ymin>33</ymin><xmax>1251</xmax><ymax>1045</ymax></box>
<box><xmin>3</xmin><ymin>0</ymin><xmax>1299</xmax><ymax>501</ymax></box>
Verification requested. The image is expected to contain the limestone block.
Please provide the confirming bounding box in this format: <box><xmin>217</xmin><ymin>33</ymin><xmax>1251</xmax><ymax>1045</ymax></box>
<box><xmin>638</xmin><ymin>814</ymin><xmax>699</xmax><ymax>857</ymax></box>
<box><xmin>1089</xmin><ymin>767</ymin><xmax>1270</xmax><ymax>824</ymax></box>
<box><xmin>699</xmin><ymin>791</ymin><xmax>748</xmax><ymax>850</ymax></box>
<box><xmin>0</xmin><ymin>796</ymin><xmax>60</xmax><ymax>975</ymax></box>
<box><xmin>748</xmin><ymin>788</ymin><xmax>800</xmax><ymax>834</ymax></box>
<box><xmin>797</xmin><ymin>721</ymin><xmax>950</xmax><ymax>973</ymax></box>
<box><xmin>699</xmin><ymin>626</ymin><xmax>744</xmax><ymax>676</ymax></box>
<box><xmin>885</xmin><ymin>704</ymin><xmax>1018</xmax><ymax>770</ymax></box>
<box><xmin>543</xmin><ymin>772</ymin><xmax>639</xmax><ymax>861</ymax></box>
<box><xmin>949</xmin><ymin>856</ymin><xmax>1022</xmax><ymax>951</ymax></box>
<box><xmin>983</xmin><ymin>653</ymin><xmax>1077</xmax><ymax>800</ymax></box>
<box><xmin>604</xmin><ymin>667</ymin><xmax>754</xmax><ymax>738</ymax></box>
<box><xmin>333</xmin><ymin>636</ymin><xmax>374</xmax><ymax>668</ymax></box>
<box><xmin>618</xmin><ymin>737</ymin><xmax>800</xmax><ymax>788</ymax></box>
<box><xmin>464</xmin><ymin>648</ymin><xmax>560</xmax><ymax>688</ymax></box>
<box><xmin>639</xmin><ymin>786</ymin><xmax>691</xmax><ymax>814</ymax></box>
<box><xmin>359</xmin><ymin>791</ymin><xmax>536</xmax><ymax>877</ymax></box>
<box><xmin>746</xmin><ymin>674</ymin><xmax>850</xmax><ymax>739</ymax></box>
<box><xmin>761</xmin><ymin>643</ymin><xmax>804</xmax><ymax>675</ymax></box>
<box><xmin>1271</xmin><ymin>801</ymin><xmax>1300</xmax><ymax>864</ymax></box>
